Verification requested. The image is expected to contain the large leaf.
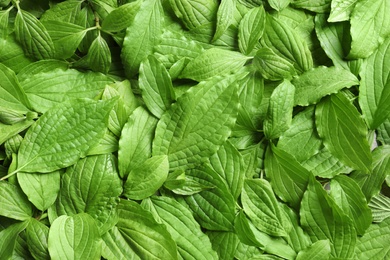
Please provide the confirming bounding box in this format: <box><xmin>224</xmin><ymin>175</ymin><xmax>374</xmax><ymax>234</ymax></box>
<box><xmin>16</xmin><ymin>98</ymin><xmax>115</xmax><ymax>173</ymax></box>
<box><xmin>238</xmin><ymin>6</ymin><xmax>266</xmax><ymax>55</ymax></box>
<box><xmin>153</xmin><ymin>73</ymin><xmax>241</xmax><ymax>171</ymax></box>
<box><xmin>0</xmin><ymin>182</ymin><xmax>33</xmax><ymax>221</ymax></box>
<box><xmin>315</xmin><ymin>93</ymin><xmax>372</xmax><ymax>172</ymax></box>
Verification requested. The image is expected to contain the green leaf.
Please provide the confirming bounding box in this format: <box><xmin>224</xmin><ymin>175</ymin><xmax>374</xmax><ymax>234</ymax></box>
<box><xmin>40</xmin><ymin>1</ymin><xmax>82</xmax><ymax>23</ymax></box>
<box><xmin>354</xmin><ymin>217</ymin><xmax>390</xmax><ymax>259</ymax></box>
<box><xmin>17</xmin><ymin>170</ymin><xmax>60</xmax><ymax>211</ymax></box>
<box><xmin>0</xmin><ymin>182</ymin><xmax>33</xmax><ymax>221</ymax></box>
<box><xmin>315</xmin><ymin>93</ymin><xmax>372</xmax><ymax>172</ymax></box>
<box><xmin>268</xmin><ymin>0</ymin><xmax>290</xmax><ymax>11</ymax></box>
<box><xmin>26</xmin><ymin>218</ymin><xmax>50</xmax><ymax>260</ymax></box>
<box><xmin>238</xmin><ymin>6</ymin><xmax>265</xmax><ymax>55</ymax></box>
<box><xmin>147</xmin><ymin>196</ymin><xmax>218</xmax><ymax>260</ymax></box>
<box><xmin>377</xmin><ymin>119</ymin><xmax>390</xmax><ymax>145</ymax></box>
<box><xmin>153</xmin><ymin>73</ymin><xmax>241</xmax><ymax>171</ymax></box>
<box><xmin>369</xmin><ymin>193</ymin><xmax>390</xmax><ymax>223</ymax></box>
<box><xmin>118</xmin><ymin>106</ymin><xmax>158</xmax><ymax>178</ymax></box>
<box><xmin>124</xmin><ymin>155</ymin><xmax>169</xmax><ymax>200</ymax></box>
<box><xmin>14</xmin><ymin>10</ymin><xmax>55</xmax><ymax>60</ymax></box>
<box><xmin>0</xmin><ymin>221</ymin><xmax>29</xmax><ymax>260</ymax></box>
<box><xmin>121</xmin><ymin>0</ymin><xmax>163</xmax><ymax>77</ymax></box>
<box><xmin>291</xmin><ymin>0</ymin><xmax>331</xmax><ymax>13</ymax></box>
<box><xmin>262</xmin><ymin>14</ymin><xmax>313</xmax><ymax>73</ymax></box>
<box><xmin>349</xmin><ymin>0</ymin><xmax>390</xmax><ymax>59</ymax></box>
<box><xmin>101</xmin><ymin>1</ymin><xmax>142</xmax><ymax>32</ymax></box>
<box><xmin>53</xmin><ymin>154</ymin><xmax>122</xmax><ymax>234</ymax></box>
<box><xmin>16</xmin><ymin>98</ymin><xmax>115</xmax><ymax>173</ymax></box>
<box><xmin>264</xmin><ymin>145</ymin><xmax>310</xmax><ymax>209</ymax></box>
<box><xmin>264</xmin><ymin>80</ymin><xmax>295</xmax><ymax>140</ymax></box>
<box><xmin>179</xmin><ymin>48</ymin><xmax>249</xmax><ymax>81</ymax></box>
<box><xmin>0</xmin><ymin>120</ymin><xmax>34</xmax><ymax>145</ymax></box>
<box><xmin>329</xmin><ymin>175</ymin><xmax>372</xmax><ymax>235</ymax></box>
<box><xmin>328</xmin><ymin>0</ymin><xmax>359</xmax><ymax>22</ymax></box>
<box><xmin>282</xmin><ymin>205</ymin><xmax>311</xmax><ymax>253</ymax></box>
<box><xmin>101</xmin><ymin>226</ymin><xmax>141</xmax><ymax>260</ymax></box>
<box><xmin>207</xmin><ymin>232</ymin><xmax>239</xmax><ymax>260</ymax></box>
<box><xmin>87</xmin><ymin>34</ymin><xmax>111</xmax><ymax>74</ymax></box>
<box><xmin>296</xmin><ymin>240</ymin><xmax>331</xmax><ymax>260</ymax></box>
<box><xmin>0</xmin><ymin>9</ymin><xmax>10</xmax><ymax>39</ymax></box>
<box><xmin>48</xmin><ymin>213</ymin><xmax>102</xmax><ymax>260</ymax></box>
<box><xmin>213</xmin><ymin>0</ymin><xmax>235</xmax><ymax>42</ymax></box>
<box><xmin>359</xmin><ymin>37</ymin><xmax>390</xmax><ymax>129</ymax></box>
<box><xmin>139</xmin><ymin>55</ymin><xmax>176</xmax><ymax>118</ymax></box>
<box><xmin>292</xmin><ymin>66</ymin><xmax>359</xmax><ymax>106</ymax></box>
<box><xmin>300</xmin><ymin>176</ymin><xmax>357</xmax><ymax>259</ymax></box>
<box><xmin>0</xmin><ymin>34</ymin><xmax>34</xmax><ymax>73</ymax></box>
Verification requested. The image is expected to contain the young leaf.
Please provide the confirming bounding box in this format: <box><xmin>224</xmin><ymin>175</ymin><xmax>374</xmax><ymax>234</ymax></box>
<box><xmin>101</xmin><ymin>1</ymin><xmax>142</xmax><ymax>32</ymax></box>
<box><xmin>242</xmin><ymin>179</ymin><xmax>292</xmax><ymax>237</ymax></box>
<box><xmin>0</xmin><ymin>182</ymin><xmax>33</xmax><ymax>221</ymax></box>
<box><xmin>238</xmin><ymin>6</ymin><xmax>265</xmax><ymax>55</ymax></box>
<box><xmin>17</xmin><ymin>170</ymin><xmax>60</xmax><ymax>211</ymax></box>
<box><xmin>87</xmin><ymin>34</ymin><xmax>111</xmax><ymax>74</ymax></box>
<box><xmin>14</xmin><ymin>10</ymin><xmax>55</xmax><ymax>60</ymax></box>
<box><xmin>48</xmin><ymin>213</ymin><xmax>102</xmax><ymax>260</ymax></box>
<box><xmin>359</xmin><ymin>37</ymin><xmax>390</xmax><ymax>129</ymax></box>
<box><xmin>296</xmin><ymin>240</ymin><xmax>331</xmax><ymax>260</ymax></box>
<box><xmin>264</xmin><ymin>80</ymin><xmax>295</xmax><ymax>140</ymax></box>
<box><xmin>26</xmin><ymin>219</ymin><xmax>50</xmax><ymax>260</ymax></box>
<box><xmin>315</xmin><ymin>93</ymin><xmax>372</xmax><ymax>172</ymax></box>
<box><xmin>118</xmin><ymin>106</ymin><xmax>158</xmax><ymax>178</ymax></box>
<box><xmin>213</xmin><ymin>0</ymin><xmax>235</xmax><ymax>42</ymax></box>
<box><xmin>0</xmin><ymin>221</ymin><xmax>29</xmax><ymax>260</ymax></box>
<box><xmin>121</xmin><ymin>0</ymin><xmax>163</xmax><ymax>77</ymax></box>
<box><xmin>139</xmin><ymin>55</ymin><xmax>176</xmax><ymax>118</ymax></box>
<box><xmin>328</xmin><ymin>0</ymin><xmax>359</xmax><ymax>22</ymax></box>
<box><xmin>124</xmin><ymin>155</ymin><xmax>169</xmax><ymax>200</ymax></box>
<box><xmin>292</xmin><ymin>66</ymin><xmax>359</xmax><ymax>106</ymax></box>
<box><xmin>179</xmin><ymin>48</ymin><xmax>250</xmax><ymax>81</ymax></box>
<box><xmin>16</xmin><ymin>98</ymin><xmax>115</xmax><ymax>173</ymax></box>
<box><xmin>153</xmin><ymin>73</ymin><xmax>241</xmax><ymax>171</ymax></box>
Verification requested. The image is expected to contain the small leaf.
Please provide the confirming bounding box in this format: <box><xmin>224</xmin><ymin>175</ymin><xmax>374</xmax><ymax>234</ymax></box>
<box><xmin>238</xmin><ymin>6</ymin><xmax>266</xmax><ymax>55</ymax></box>
<box><xmin>0</xmin><ymin>181</ymin><xmax>33</xmax><ymax>221</ymax></box>
<box><xmin>101</xmin><ymin>1</ymin><xmax>141</xmax><ymax>32</ymax></box>
<box><xmin>87</xmin><ymin>34</ymin><xmax>111</xmax><ymax>74</ymax></box>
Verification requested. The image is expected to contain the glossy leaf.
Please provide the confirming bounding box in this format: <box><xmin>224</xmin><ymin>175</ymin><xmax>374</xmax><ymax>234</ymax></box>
<box><xmin>238</xmin><ymin>6</ymin><xmax>265</xmax><ymax>55</ymax></box>
<box><xmin>328</xmin><ymin>0</ymin><xmax>359</xmax><ymax>22</ymax></box>
<box><xmin>87</xmin><ymin>34</ymin><xmax>111</xmax><ymax>74</ymax></box>
<box><xmin>101</xmin><ymin>1</ymin><xmax>141</xmax><ymax>32</ymax></box>
<box><xmin>213</xmin><ymin>0</ymin><xmax>235</xmax><ymax>42</ymax></box>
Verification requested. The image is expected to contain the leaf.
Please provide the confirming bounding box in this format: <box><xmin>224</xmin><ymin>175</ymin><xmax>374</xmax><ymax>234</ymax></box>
<box><xmin>282</xmin><ymin>205</ymin><xmax>311</xmax><ymax>253</ymax></box>
<box><xmin>315</xmin><ymin>93</ymin><xmax>372</xmax><ymax>172</ymax></box>
<box><xmin>179</xmin><ymin>48</ymin><xmax>250</xmax><ymax>81</ymax></box>
<box><xmin>147</xmin><ymin>196</ymin><xmax>218</xmax><ymax>260</ymax></box>
<box><xmin>292</xmin><ymin>66</ymin><xmax>359</xmax><ymax>106</ymax></box>
<box><xmin>0</xmin><ymin>181</ymin><xmax>33</xmax><ymax>221</ymax></box>
<box><xmin>213</xmin><ymin>0</ymin><xmax>235</xmax><ymax>42</ymax></box>
<box><xmin>139</xmin><ymin>55</ymin><xmax>176</xmax><ymax>118</ymax></box>
<box><xmin>264</xmin><ymin>80</ymin><xmax>295</xmax><ymax>140</ymax></box>
<box><xmin>48</xmin><ymin>213</ymin><xmax>102</xmax><ymax>260</ymax></box>
<box><xmin>369</xmin><ymin>193</ymin><xmax>390</xmax><ymax>223</ymax></box>
<box><xmin>328</xmin><ymin>0</ymin><xmax>359</xmax><ymax>22</ymax></box>
<box><xmin>101</xmin><ymin>1</ymin><xmax>142</xmax><ymax>32</ymax></box>
<box><xmin>40</xmin><ymin>0</ymin><xmax>82</xmax><ymax>23</ymax></box>
<box><xmin>268</xmin><ymin>0</ymin><xmax>290</xmax><ymax>11</ymax></box>
<box><xmin>242</xmin><ymin>179</ymin><xmax>292</xmax><ymax>237</ymax></box>
<box><xmin>296</xmin><ymin>240</ymin><xmax>331</xmax><ymax>260</ymax></box>
<box><xmin>20</xmin><ymin>67</ymin><xmax>113</xmax><ymax>113</ymax></box>
<box><xmin>0</xmin><ymin>34</ymin><xmax>34</xmax><ymax>73</ymax></box>
<box><xmin>53</xmin><ymin>154</ymin><xmax>122</xmax><ymax>234</ymax></box>
<box><xmin>26</xmin><ymin>218</ymin><xmax>50</xmax><ymax>260</ymax></box>
<box><xmin>124</xmin><ymin>155</ymin><xmax>169</xmax><ymax>200</ymax></box>
<box><xmin>291</xmin><ymin>0</ymin><xmax>331</xmax><ymax>13</ymax></box>
<box><xmin>207</xmin><ymin>232</ymin><xmax>239</xmax><ymax>260</ymax></box>
<box><xmin>354</xmin><ymin>217</ymin><xmax>390</xmax><ymax>259</ymax></box>
<box><xmin>118</xmin><ymin>106</ymin><xmax>158</xmax><ymax>178</ymax></box>
<box><xmin>300</xmin><ymin>176</ymin><xmax>357</xmax><ymax>259</ymax></box>
<box><xmin>262</xmin><ymin>14</ymin><xmax>313</xmax><ymax>73</ymax></box>
<box><xmin>101</xmin><ymin>226</ymin><xmax>141</xmax><ymax>260</ymax></box>
<box><xmin>329</xmin><ymin>175</ymin><xmax>372</xmax><ymax>235</ymax></box>
<box><xmin>238</xmin><ymin>6</ymin><xmax>265</xmax><ymax>55</ymax></box>
<box><xmin>359</xmin><ymin>37</ymin><xmax>390</xmax><ymax>129</ymax></box>
<box><xmin>349</xmin><ymin>0</ymin><xmax>390</xmax><ymax>59</ymax></box>
<box><xmin>121</xmin><ymin>0</ymin><xmax>163</xmax><ymax>77</ymax></box>
<box><xmin>0</xmin><ymin>221</ymin><xmax>29</xmax><ymax>260</ymax></box>
<box><xmin>264</xmin><ymin>145</ymin><xmax>310</xmax><ymax>209</ymax></box>
<box><xmin>377</xmin><ymin>118</ymin><xmax>390</xmax><ymax>145</ymax></box>
<box><xmin>16</xmin><ymin>98</ymin><xmax>115</xmax><ymax>173</ymax></box>
<box><xmin>101</xmin><ymin>86</ymin><xmax>128</xmax><ymax>137</ymax></box>
<box><xmin>153</xmin><ymin>73</ymin><xmax>241</xmax><ymax>171</ymax></box>
<box><xmin>14</xmin><ymin>10</ymin><xmax>55</xmax><ymax>60</ymax></box>
<box><xmin>17</xmin><ymin>170</ymin><xmax>60</xmax><ymax>211</ymax></box>
<box><xmin>87</xmin><ymin>34</ymin><xmax>111</xmax><ymax>74</ymax></box>
<box><xmin>0</xmin><ymin>120</ymin><xmax>34</xmax><ymax>145</ymax></box>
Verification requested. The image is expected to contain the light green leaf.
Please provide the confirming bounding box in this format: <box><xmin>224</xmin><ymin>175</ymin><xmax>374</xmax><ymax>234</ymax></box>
<box><xmin>101</xmin><ymin>1</ymin><xmax>141</xmax><ymax>32</ymax></box>
<box><xmin>315</xmin><ymin>93</ymin><xmax>372</xmax><ymax>172</ymax></box>
<box><xmin>0</xmin><ymin>221</ymin><xmax>29</xmax><ymax>260</ymax></box>
<box><xmin>118</xmin><ymin>106</ymin><xmax>158</xmax><ymax>178</ymax></box>
<box><xmin>17</xmin><ymin>170</ymin><xmax>60</xmax><ymax>211</ymax></box>
<box><xmin>213</xmin><ymin>0</ymin><xmax>235</xmax><ymax>42</ymax></box>
<box><xmin>87</xmin><ymin>34</ymin><xmax>111</xmax><ymax>74</ymax></box>
<box><xmin>101</xmin><ymin>86</ymin><xmax>128</xmax><ymax>137</ymax></box>
<box><xmin>354</xmin><ymin>217</ymin><xmax>390</xmax><ymax>259</ymax></box>
<box><xmin>16</xmin><ymin>98</ymin><xmax>115</xmax><ymax>173</ymax></box>
<box><xmin>328</xmin><ymin>0</ymin><xmax>359</xmax><ymax>22</ymax></box>
<box><xmin>139</xmin><ymin>55</ymin><xmax>176</xmax><ymax>118</ymax></box>
<box><xmin>153</xmin><ymin>73</ymin><xmax>241</xmax><ymax>171</ymax></box>
<box><xmin>300</xmin><ymin>176</ymin><xmax>357</xmax><ymax>259</ymax></box>
<box><xmin>179</xmin><ymin>48</ymin><xmax>249</xmax><ymax>81</ymax></box>
<box><xmin>0</xmin><ymin>181</ymin><xmax>33</xmax><ymax>221</ymax></box>
<box><xmin>121</xmin><ymin>0</ymin><xmax>163</xmax><ymax>77</ymax></box>
<box><xmin>17</xmin><ymin>60</ymin><xmax>69</xmax><ymax>82</ymax></box>
<box><xmin>268</xmin><ymin>0</ymin><xmax>290</xmax><ymax>11</ymax></box>
<box><xmin>40</xmin><ymin>1</ymin><xmax>82</xmax><ymax>23</ymax></box>
<box><xmin>291</xmin><ymin>0</ymin><xmax>331</xmax><ymax>13</ymax></box>
<box><xmin>147</xmin><ymin>196</ymin><xmax>218</xmax><ymax>260</ymax></box>
<box><xmin>26</xmin><ymin>218</ymin><xmax>50</xmax><ymax>260</ymax></box>
<box><xmin>242</xmin><ymin>179</ymin><xmax>292</xmax><ymax>237</ymax></box>
<box><xmin>48</xmin><ymin>213</ymin><xmax>102</xmax><ymax>260</ymax></box>
<box><xmin>262</xmin><ymin>14</ymin><xmax>313</xmax><ymax>73</ymax></box>
<box><xmin>349</xmin><ymin>0</ymin><xmax>390</xmax><ymax>59</ymax></box>
<box><xmin>253</xmin><ymin>47</ymin><xmax>296</xmax><ymax>81</ymax></box>
<box><xmin>53</xmin><ymin>154</ymin><xmax>122</xmax><ymax>234</ymax></box>
<box><xmin>292</xmin><ymin>66</ymin><xmax>359</xmax><ymax>106</ymax></box>
<box><xmin>0</xmin><ymin>120</ymin><xmax>34</xmax><ymax>145</ymax></box>
<box><xmin>264</xmin><ymin>145</ymin><xmax>310</xmax><ymax>209</ymax></box>
<box><xmin>296</xmin><ymin>240</ymin><xmax>331</xmax><ymax>260</ymax></box>
<box><xmin>282</xmin><ymin>205</ymin><xmax>311</xmax><ymax>253</ymax></box>
<box><xmin>207</xmin><ymin>232</ymin><xmax>239</xmax><ymax>260</ymax></box>
<box><xmin>101</xmin><ymin>226</ymin><xmax>141</xmax><ymax>260</ymax></box>
<box><xmin>377</xmin><ymin>119</ymin><xmax>390</xmax><ymax>145</ymax></box>
<box><xmin>359</xmin><ymin>37</ymin><xmax>390</xmax><ymax>129</ymax></box>
<box><xmin>264</xmin><ymin>80</ymin><xmax>295</xmax><ymax>140</ymax></box>
<box><xmin>238</xmin><ymin>6</ymin><xmax>265</xmax><ymax>55</ymax></box>
<box><xmin>369</xmin><ymin>193</ymin><xmax>390</xmax><ymax>223</ymax></box>
<box><xmin>0</xmin><ymin>9</ymin><xmax>10</xmax><ymax>39</ymax></box>
<box><xmin>124</xmin><ymin>155</ymin><xmax>169</xmax><ymax>200</ymax></box>
<box><xmin>0</xmin><ymin>34</ymin><xmax>34</xmax><ymax>73</ymax></box>
<box><xmin>86</xmin><ymin>130</ymin><xmax>118</xmax><ymax>156</ymax></box>
<box><xmin>14</xmin><ymin>10</ymin><xmax>55</xmax><ymax>60</ymax></box>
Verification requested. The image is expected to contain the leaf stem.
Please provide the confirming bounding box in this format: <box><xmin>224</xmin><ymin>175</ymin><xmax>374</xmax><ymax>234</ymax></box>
<box><xmin>0</xmin><ymin>169</ymin><xmax>18</xmax><ymax>181</ymax></box>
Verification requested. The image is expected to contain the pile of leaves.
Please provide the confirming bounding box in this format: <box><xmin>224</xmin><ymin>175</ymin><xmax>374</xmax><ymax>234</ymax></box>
<box><xmin>1</xmin><ymin>0</ymin><xmax>390</xmax><ymax>259</ymax></box>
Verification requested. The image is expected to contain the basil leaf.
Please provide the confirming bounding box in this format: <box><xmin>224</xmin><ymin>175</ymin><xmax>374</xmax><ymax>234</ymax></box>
<box><xmin>213</xmin><ymin>0</ymin><xmax>235</xmax><ymax>42</ymax></box>
<box><xmin>87</xmin><ymin>34</ymin><xmax>111</xmax><ymax>74</ymax></box>
<box><xmin>101</xmin><ymin>1</ymin><xmax>141</xmax><ymax>32</ymax></box>
<box><xmin>0</xmin><ymin>181</ymin><xmax>33</xmax><ymax>221</ymax></box>
<box><xmin>26</xmin><ymin>219</ymin><xmax>50</xmax><ymax>260</ymax></box>
<box><xmin>238</xmin><ymin>6</ymin><xmax>265</xmax><ymax>55</ymax></box>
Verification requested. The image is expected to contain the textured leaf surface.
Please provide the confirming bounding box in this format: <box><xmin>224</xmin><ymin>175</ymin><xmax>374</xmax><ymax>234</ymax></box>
<box><xmin>0</xmin><ymin>221</ymin><xmax>29</xmax><ymax>260</ymax></box>
<box><xmin>0</xmin><ymin>182</ymin><xmax>33</xmax><ymax>220</ymax></box>
<box><xmin>213</xmin><ymin>0</ymin><xmax>235</xmax><ymax>42</ymax></box>
<box><xmin>87</xmin><ymin>35</ymin><xmax>111</xmax><ymax>74</ymax></box>
<box><xmin>328</xmin><ymin>0</ymin><xmax>359</xmax><ymax>22</ymax></box>
<box><xmin>101</xmin><ymin>1</ymin><xmax>141</xmax><ymax>32</ymax></box>
<box><xmin>26</xmin><ymin>218</ymin><xmax>50</xmax><ymax>260</ymax></box>
<box><xmin>238</xmin><ymin>6</ymin><xmax>266</xmax><ymax>55</ymax></box>
<box><xmin>296</xmin><ymin>240</ymin><xmax>331</xmax><ymax>260</ymax></box>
